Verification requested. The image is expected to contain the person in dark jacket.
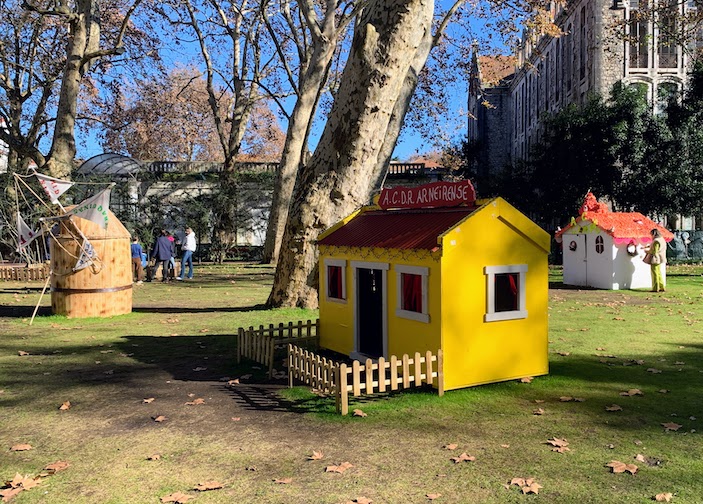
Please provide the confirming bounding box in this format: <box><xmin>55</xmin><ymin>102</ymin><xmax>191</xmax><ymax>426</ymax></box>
<box><xmin>151</xmin><ymin>230</ymin><xmax>173</xmax><ymax>282</ymax></box>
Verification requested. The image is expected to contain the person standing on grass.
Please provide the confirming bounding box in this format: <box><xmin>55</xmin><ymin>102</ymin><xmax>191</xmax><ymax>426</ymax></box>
<box><xmin>130</xmin><ymin>236</ymin><xmax>145</xmax><ymax>285</ymax></box>
<box><xmin>177</xmin><ymin>226</ymin><xmax>197</xmax><ymax>280</ymax></box>
<box><xmin>646</xmin><ymin>228</ymin><xmax>667</xmax><ymax>292</ymax></box>
<box><xmin>151</xmin><ymin>230</ymin><xmax>173</xmax><ymax>282</ymax></box>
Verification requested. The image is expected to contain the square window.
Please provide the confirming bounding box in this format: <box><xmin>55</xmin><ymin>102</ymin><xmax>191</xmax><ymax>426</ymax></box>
<box><xmin>395</xmin><ymin>265</ymin><xmax>429</xmax><ymax>323</ymax></box>
<box><xmin>324</xmin><ymin>259</ymin><xmax>346</xmax><ymax>302</ymax></box>
<box><xmin>485</xmin><ymin>265</ymin><xmax>528</xmax><ymax>322</ymax></box>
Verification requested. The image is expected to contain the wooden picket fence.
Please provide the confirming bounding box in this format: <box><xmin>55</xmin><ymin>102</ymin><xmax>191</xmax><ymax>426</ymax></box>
<box><xmin>287</xmin><ymin>344</ymin><xmax>444</xmax><ymax>415</ymax></box>
<box><xmin>237</xmin><ymin>319</ymin><xmax>319</xmax><ymax>378</ymax></box>
<box><xmin>0</xmin><ymin>264</ymin><xmax>50</xmax><ymax>281</ymax></box>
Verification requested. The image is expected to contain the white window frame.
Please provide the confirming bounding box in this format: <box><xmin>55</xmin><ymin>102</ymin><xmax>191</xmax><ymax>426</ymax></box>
<box><xmin>484</xmin><ymin>264</ymin><xmax>528</xmax><ymax>322</ymax></box>
<box><xmin>395</xmin><ymin>265</ymin><xmax>430</xmax><ymax>323</ymax></box>
<box><xmin>324</xmin><ymin>258</ymin><xmax>347</xmax><ymax>303</ymax></box>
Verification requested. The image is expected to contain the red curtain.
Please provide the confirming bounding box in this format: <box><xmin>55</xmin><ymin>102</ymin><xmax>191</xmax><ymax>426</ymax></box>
<box><xmin>402</xmin><ymin>273</ymin><xmax>422</xmax><ymax>312</ymax></box>
<box><xmin>328</xmin><ymin>266</ymin><xmax>343</xmax><ymax>299</ymax></box>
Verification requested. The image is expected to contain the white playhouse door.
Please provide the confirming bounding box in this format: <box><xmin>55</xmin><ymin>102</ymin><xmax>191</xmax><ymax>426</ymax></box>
<box><xmin>563</xmin><ymin>234</ymin><xmax>587</xmax><ymax>286</ymax></box>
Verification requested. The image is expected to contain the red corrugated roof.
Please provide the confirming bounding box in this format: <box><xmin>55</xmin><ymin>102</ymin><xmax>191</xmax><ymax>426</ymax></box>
<box><xmin>318</xmin><ymin>207</ymin><xmax>477</xmax><ymax>250</ymax></box>
<box><xmin>555</xmin><ymin>193</ymin><xmax>674</xmax><ymax>242</ymax></box>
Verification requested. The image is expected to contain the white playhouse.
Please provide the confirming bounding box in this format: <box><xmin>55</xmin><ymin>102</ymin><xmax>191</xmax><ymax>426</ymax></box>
<box><xmin>555</xmin><ymin>193</ymin><xmax>674</xmax><ymax>290</ymax></box>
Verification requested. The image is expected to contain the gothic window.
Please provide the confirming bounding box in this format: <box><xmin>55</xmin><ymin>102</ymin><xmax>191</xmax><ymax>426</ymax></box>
<box><xmin>595</xmin><ymin>236</ymin><xmax>604</xmax><ymax>254</ymax></box>
<box><xmin>658</xmin><ymin>0</ymin><xmax>678</xmax><ymax>68</ymax></box>
<box><xmin>656</xmin><ymin>81</ymin><xmax>679</xmax><ymax>112</ymax></box>
<box><xmin>556</xmin><ymin>38</ymin><xmax>561</xmax><ymax>102</ymax></box>
<box><xmin>629</xmin><ymin>0</ymin><xmax>650</xmax><ymax>68</ymax></box>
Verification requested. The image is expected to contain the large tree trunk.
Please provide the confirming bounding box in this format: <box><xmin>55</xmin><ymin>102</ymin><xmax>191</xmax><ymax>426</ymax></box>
<box><xmin>46</xmin><ymin>1</ymin><xmax>95</xmax><ymax>179</ymax></box>
<box><xmin>268</xmin><ymin>0</ymin><xmax>434</xmax><ymax>308</ymax></box>
<box><xmin>261</xmin><ymin>44</ymin><xmax>336</xmax><ymax>265</ymax></box>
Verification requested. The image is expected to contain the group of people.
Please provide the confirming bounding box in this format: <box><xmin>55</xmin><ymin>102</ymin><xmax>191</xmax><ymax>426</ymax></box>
<box><xmin>130</xmin><ymin>227</ymin><xmax>197</xmax><ymax>284</ymax></box>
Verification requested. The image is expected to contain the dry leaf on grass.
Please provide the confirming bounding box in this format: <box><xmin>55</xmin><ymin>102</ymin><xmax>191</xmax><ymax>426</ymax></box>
<box><xmin>307</xmin><ymin>451</ymin><xmax>324</xmax><ymax>461</ymax></box>
<box><xmin>533</xmin><ymin>408</ymin><xmax>545</xmax><ymax>415</ymax></box>
<box><xmin>442</xmin><ymin>444</ymin><xmax>457</xmax><ymax>450</ymax></box>
<box><xmin>59</xmin><ymin>401</ymin><xmax>71</xmax><ymax>411</ymax></box>
<box><xmin>10</xmin><ymin>444</ymin><xmax>32</xmax><ymax>452</ymax></box>
<box><xmin>546</xmin><ymin>438</ymin><xmax>570</xmax><ymax>453</ymax></box>
<box><xmin>606</xmin><ymin>461</ymin><xmax>638</xmax><ymax>474</ymax></box>
<box><xmin>227</xmin><ymin>379</ymin><xmax>240</xmax><ymax>386</ymax></box>
<box><xmin>325</xmin><ymin>462</ymin><xmax>353</xmax><ymax>474</ymax></box>
<box><xmin>606</xmin><ymin>404</ymin><xmax>623</xmax><ymax>412</ymax></box>
<box><xmin>450</xmin><ymin>452</ymin><xmax>476</xmax><ymax>463</ymax></box>
<box><xmin>658</xmin><ymin>389</ymin><xmax>670</xmax><ymax>394</ymax></box>
<box><xmin>161</xmin><ymin>492</ymin><xmax>194</xmax><ymax>503</ymax></box>
<box><xmin>661</xmin><ymin>422</ymin><xmax>682</xmax><ymax>431</ymax></box>
<box><xmin>231</xmin><ymin>417</ymin><xmax>241</xmax><ymax>422</ymax></box>
<box><xmin>620</xmin><ymin>389</ymin><xmax>644</xmax><ymax>397</ymax></box>
<box><xmin>143</xmin><ymin>398</ymin><xmax>155</xmax><ymax>404</ymax></box>
<box><xmin>147</xmin><ymin>454</ymin><xmax>161</xmax><ymax>461</ymax></box>
<box><xmin>352</xmin><ymin>409</ymin><xmax>367</xmax><ymax>418</ymax></box>
<box><xmin>152</xmin><ymin>415</ymin><xmax>167</xmax><ymax>423</ymax></box>
<box><xmin>426</xmin><ymin>493</ymin><xmax>441</xmax><ymax>500</ymax></box>
<box><xmin>557</xmin><ymin>351</ymin><xmax>571</xmax><ymax>356</ymax></box>
<box><xmin>17</xmin><ymin>351</ymin><xmax>29</xmax><ymax>356</ymax></box>
<box><xmin>522</xmin><ymin>482</ymin><xmax>543</xmax><ymax>494</ymax></box>
<box><xmin>534</xmin><ymin>399</ymin><xmax>545</xmax><ymax>403</ymax></box>
<box><xmin>273</xmin><ymin>478</ymin><xmax>292</xmax><ymax>484</ymax></box>
<box><xmin>43</xmin><ymin>461</ymin><xmax>69</xmax><ymax>474</ymax></box>
<box><xmin>654</xmin><ymin>492</ymin><xmax>673</xmax><ymax>502</ymax></box>
<box><xmin>195</xmin><ymin>481</ymin><xmax>223</xmax><ymax>491</ymax></box>
<box><xmin>0</xmin><ymin>486</ymin><xmax>23</xmax><ymax>502</ymax></box>
<box><xmin>192</xmin><ymin>367</ymin><xmax>207</xmax><ymax>372</ymax></box>
<box><xmin>507</xmin><ymin>477</ymin><xmax>542</xmax><ymax>495</ymax></box>
<box><xmin>520</xmin><ymin>377</ymin><xmax>534</xmax><ymax>383</ymax></box>
<box><xmin>344</xmin><ymin>498</ymin><xmax>373</xmax><ymax>504</ymax></box>
<box><xmin>560</xmin><ymin>396</ymin><xmax>574</xmax><ymax>402</ymax></box>
<box><xmin>500</xmin><ymin>444</ymin><xmax>510</xmax><ymax>448</ymax></box>
<box><xmin>647</xmin><ymin>368</ymin><xmax>662</xmax><ymax>374</ymax></box>
<box><xmin>184</xmin><ymin>398</ymin><xmax>205</xmax><ymax>406</ymax></box>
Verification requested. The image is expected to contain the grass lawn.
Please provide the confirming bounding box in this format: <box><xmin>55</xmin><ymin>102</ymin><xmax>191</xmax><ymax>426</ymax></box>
<box><xmin>1</xmin><ymin>263</ymin><xmax>702</xmax><ymax>503</ymax></box>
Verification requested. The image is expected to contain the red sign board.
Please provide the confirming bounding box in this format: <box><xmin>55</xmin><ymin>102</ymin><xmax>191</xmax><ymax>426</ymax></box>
<box><xmin>378</xmin><ymin>180</ymin><xmax>476</xmax><ymax>210</ymax></box>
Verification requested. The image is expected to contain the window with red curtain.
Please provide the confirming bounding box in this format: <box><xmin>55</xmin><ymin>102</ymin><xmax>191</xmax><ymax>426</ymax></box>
<box><xmin>328</xmin><ymin>265</ymin><xmax>343</xmax><ymax>299</ymax></box>
<box><xmin>401</xmin><ymin>273</ymin><xmax>423</xmax><ymax>313</ymax></box>
<box><xmin>494</xmin><ymin>273</ymin><xmax>518</xmax><ymax>312</ymax></box>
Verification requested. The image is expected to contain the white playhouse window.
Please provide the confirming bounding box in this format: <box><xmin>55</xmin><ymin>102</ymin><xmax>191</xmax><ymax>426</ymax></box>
<box><xmin>395</xmin><ymin>265</ymin><xmax>429</xmax><ymax>323</ymax></box>
<box><xmin>484</xmin><ymin>265</ymin><xmax>528</xmax><ymax>322</ymax></box>
<box><xmin>324</xmin><ymin>258</ymin><xmax>347</xmax><ymax>302</ymax></box>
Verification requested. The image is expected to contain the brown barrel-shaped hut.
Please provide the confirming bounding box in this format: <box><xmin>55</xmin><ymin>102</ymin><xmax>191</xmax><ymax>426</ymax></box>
<box><xmin>51</xmin><ymin>209</ymin><xmax>132</xmax><ymax>317</ymax></box>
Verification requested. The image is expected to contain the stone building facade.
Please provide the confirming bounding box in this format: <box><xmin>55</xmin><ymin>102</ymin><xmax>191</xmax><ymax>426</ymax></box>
<box><xmin>469</xmin><ymin>0</ymin><xmax>693</xmax><ymax>175</ymax></box>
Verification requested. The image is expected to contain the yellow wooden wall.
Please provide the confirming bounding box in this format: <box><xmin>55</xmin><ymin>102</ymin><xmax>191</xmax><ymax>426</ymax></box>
<box><xmin>439</xmin><ymin>198</ymin><xmax>550</xmax><ymax>390</ymax></box>
<box><xmin>318</xmin><ymin>247</ymin><xmax>442</xmax><ymax>359</ymax></box>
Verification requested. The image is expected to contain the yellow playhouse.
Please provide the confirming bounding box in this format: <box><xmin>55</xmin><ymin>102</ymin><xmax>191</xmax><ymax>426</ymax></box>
<box><xmin>317</xmin><ymin>181</ymin><xmax>551</xmax><ymax>391</ymax></box>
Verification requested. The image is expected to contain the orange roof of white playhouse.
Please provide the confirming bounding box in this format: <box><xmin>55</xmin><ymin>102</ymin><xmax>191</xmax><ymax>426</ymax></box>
<box><xmin>555</xmin><ymin>193</ymin><xmax>674</xmax><ymax>244</ymax></box>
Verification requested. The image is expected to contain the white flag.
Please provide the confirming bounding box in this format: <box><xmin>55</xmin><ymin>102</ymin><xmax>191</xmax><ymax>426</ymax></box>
<box><xmin>66</xmin><ymin>188</ymin><xmax>111</xmax><ymax>229</ymax></box>
<box><xmin>73</xmin><ymin>238</ymin><xmax>97</xmax><ymax>272</ymax></box>
<box><xmin>34</xmin><ymin>172</ymin><xmax>74</xmax><ymax>204</ymax></box>
<box><xmin>16</xmin><ymin>213</ymin><xmax>40</xmax><ymax>251</ymax></box>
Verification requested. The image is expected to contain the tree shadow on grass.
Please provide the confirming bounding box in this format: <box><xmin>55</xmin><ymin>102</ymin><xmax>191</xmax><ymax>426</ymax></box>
<box><xmin>132</xmin><ymin>304</ymin><xmax>269</xmax><ymax>314</ymax></box>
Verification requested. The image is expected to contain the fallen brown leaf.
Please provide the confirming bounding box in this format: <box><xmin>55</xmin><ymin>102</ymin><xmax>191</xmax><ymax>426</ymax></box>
<box><xmin>352</xmin><ymin>409</ymin><xmax>367</xmax><ymax>418</ymax></box>
<box><xmin>325</xmin><ymin>462</ymin><xmax>353</xmax><ymax>474</ymax></box>
<box><xmin>143</xmin><ymin>398</ymin><xmax>155</xmax><ymax>404</ymax></box>
<box><xmin>43</xmin><ymin>461</ymin><xmax>70</xmax><ymax>474</ymax></box>
<box><xmin>560</xmin><ymin>396</ymin><xmax>574</xmax><ymax>402</ymax></box>
<box><xmin>606</xmin><ymin>404</ymin><xmax>623</xmax><ymax>412</ymax></box>
<box><xmin>522</xmin><ymin>482</ymin><xmax>543</xmax><ymax>494</ymax></box>
<box><xmin>161</xmin><ymin>492</ymin><xmax>193</xmax><ymax>503</ymax></box>
<box><xmin>426</xmin><ymin>493</ymin><xmax>441</xmax><ymax>500</ymax></box>
<box><xmin>146</xmin><ymin>454</ymin><xmax>161</xmax><ymax>461</ymax></box>
<box><xmin>194</xmin><ymin>481</ymin><xmax>223</xmax><ymax>491</ymax></box>
<box><xmin>546</xmin><ymin>438</ymin><xmax>569</xmax><ymax>448</ymax></box>
<box><xmin>654</xmin><ymin>492</ymin><xmax>673</xmax><ymax>502</ymax></box>
<box><xmin>59</xmin><ymin>401</ymin><xmax>71</xmax><ymax>411</ymax></box>
<box><xmin>17</xmin><ymin>351</ymin><xmax>29</xmax><ymax>356</ymax></box>
<box><xmin>308</xmin><ymin>451</ymin><xmax>324</xmax><ymax>461</ymax></box>
<box><xmin>661</xmin><ymin>422</ymin><xmax>682</xmax><ymax>431</ymax></box>
<box><xmin>442</xmin><ymin>444</ymin><xmax>457</xmax><ymax>450</ymax></box>
<box><xmin>620</xmin><ymin>389</ymin><xmax>644</xmax><ymax>397</ymax></box>
<box><xmin>606</xmin><ymin>460</ymin><xmax>638</xmax><ymax>474</ymax></box>
<box><xmin>520</xmin><ymin>377</ymin><xmax>534</xmax><ymax>383</ymax></box>
<box><xmin>500</xmin><ymin>444</ymin><xmax>510</xmax><ymax>448</ymax></box>
<box><xmin>273</xmin><ymin>478</ymin><xmax>292</xmax><ymax>484</ymax></box>
<box><xmin>658</xmin><ymin>389</ymin><xmax>670</xmax><ymax>394</ymax></box>
<box><xmin>10</xmin><ymin>444</ymin><xmax>31</xmax><ymax>452</ymax></box>
<box><xmin>184</xmin><ymin>398</ymin><xmax>205</xmax><ymax>406</ymax></box>
<box><xmin>450</xmin><ymin>452</ymin><xmax>476</xmax><ymax>463</ymax></box>
<box><xmin>533</xmin><ymin>408</ymin><xmax>545</xmax><ymax>415</ymax></box>
<box><xmin>647</xmin><ymin>368</ymin><xmax>662</xmax><ymax>374</ymax></box>
<box><xmin>231</xmin><ymin>417</ymin><xmax>241</xmax><ymax>422</ymax></box>
<box><xmin>152</xmin><ymin>415</ymin><xmax>167</xmax><ymax>423</ymax></box>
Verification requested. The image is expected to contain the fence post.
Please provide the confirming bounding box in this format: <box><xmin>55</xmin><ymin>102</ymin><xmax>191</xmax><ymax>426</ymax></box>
<box><xmin>267</xmin><ymin>337</ymin><xmax>275</xmax><ymax>379</ymax></box>
<box><xmin>425</xmin><ymin>350</ymin><xmax>433</xmax><ymax>386</ymax></box>
<box><xmin>402</xmin><ymin>354</ymin><xmax>410</xmax><ymax>388</ymax></box>
<box><xmin>390</xmin><ymin>356</ymin><xmax>399</xmax><ymax>391</ymax></box>
<box><xmin>338</xmin><ymin>363</ymin><xmax>348</xmax><ymax>415</ymax></box>
<box><xmin>437</xmin><ymin>349</ymin><xmax>444</xmax><ymax>396</ymax></box>
<box><xmin>237</xmin><ymin>328</ymin><xmax>243</xmax><ymax>363</ymax></box>
<box><xmin>377</xmin><ymin>357</ymin><xmax>386</xmax><ymax>392</ymax></box>
<box><xmin>365</xmin><ymin>358</ymin><xmax>374</xmax><ymax>394</ymax></box>
<box><xmin>288</xmin><ymin>344</ymin><xmax>294</xmax><ymax>388</ymax></box>
<box><xmin>414</xmin><ymin>352</ymin><xmax>422</xmax><ymax>386</ymax></box>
